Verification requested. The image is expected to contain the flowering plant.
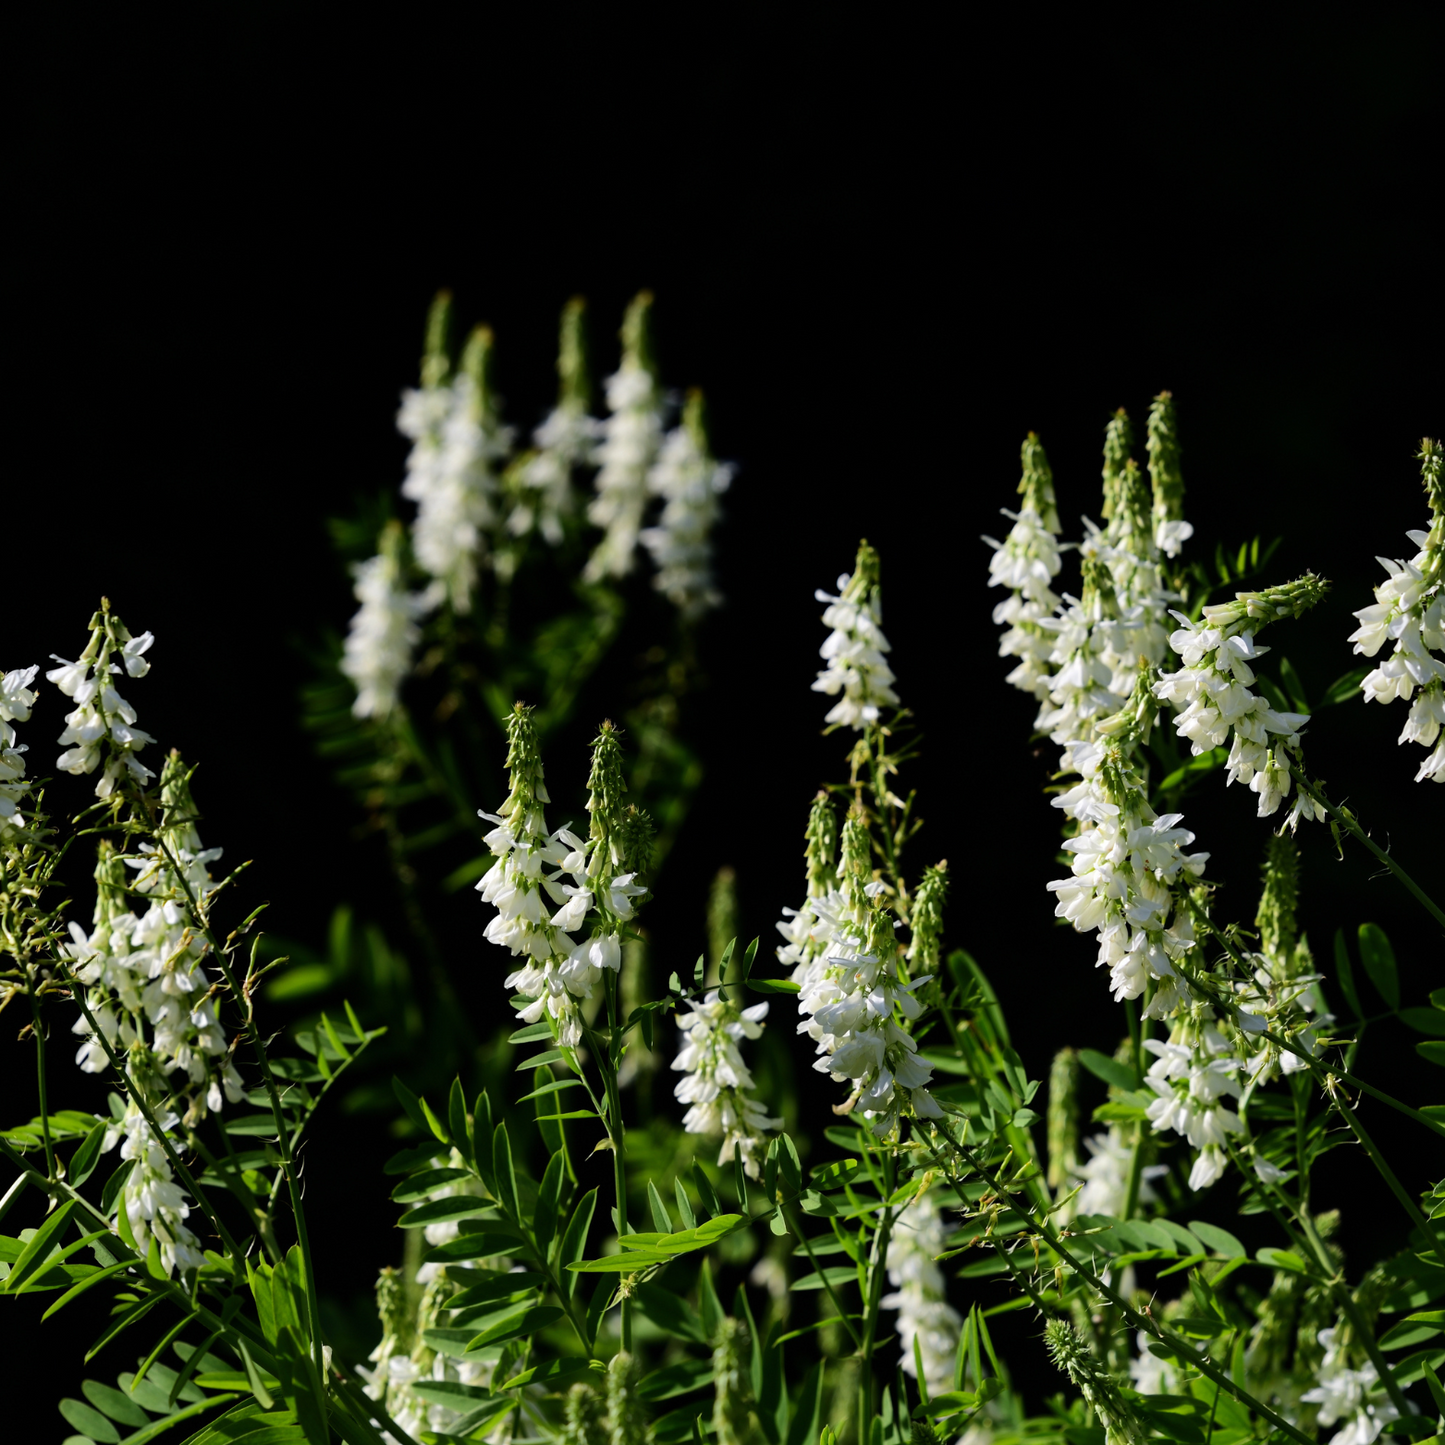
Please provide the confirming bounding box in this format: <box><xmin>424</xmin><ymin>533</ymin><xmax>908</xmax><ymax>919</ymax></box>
<box><xmin>4</xmin><ymin>334</ymin><xmax>1442</xmax><ymax>1445</ymax></box>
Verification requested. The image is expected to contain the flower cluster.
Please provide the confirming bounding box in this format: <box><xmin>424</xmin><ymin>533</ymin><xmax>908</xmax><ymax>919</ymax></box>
<box><xmin>1070</xmin><ymin>1126</ymin><xmax>1164</xmax><ymax>1217</ymax></box>
<box><xmin>792</xmin><ymin>815</ymin><xmax>941</xmax><ymax>1137</ymax></box>
<box><xmin>506</xmin><ymin>297</ymin><xmax>598</xmax><ymax>547</ymax></box>
<box><xmin>1143</xmin><ymin>1014</ymin><xmax>1243</xmax><ymax>1190</ymax></box>
<box><xmin>0</xmin><ymin>664</ymin><xmax>39</xmax><ymax>841</ymax></box>
<box><xmin>586</xmin><ymin>292</ymin><xmax>664</xmax><ymax>583</ymax></box>
<box><xmin>476</xmin><ymin>709</ymin><xmax>645</xmax><ymax>1046</ymax></box>
<box><xmin>340</xmin><ymin>521</ymin><xmax>430</xmax><ymax>720</ymax></box>
<box><xmin>985</xmin><ymin>433</ymin><xmax>1064</xmax><ymax>701</ymax></box>
<box><xmin>671</xmin><ymin>989</ymin><xmax>781</xmax><ymax>1178</ymax></box>
<box><xmin>882</xmin><ymin>1190</ymin><xmax>962</xmax><ymax>1398</ymax></box>
<box><xmin>46</xmin><ymin>606</ymin><xmax>156</xmax><ymax>797</ymax></box>
<box><xmin>399</xmin><ymin>326</ymin><xmax>512</xmax><ymax>615</ymax></box>
<box><xmin>1045</xmin><ymin>680</ymin><xmax>1209</xmax><ymax>1019</ymax></box>
<box><xmin>1153</xmin><ymin>574</ymin><xmax>1328</xmax><ymax>826</ymax></box>
<box><xmin>1300</xmin><ymin>1326</ymin><xmax>1398</xmax><ymax>1445</ymax></box>
<box><xmin>639</xmin><ymin>390</ymin><xmax>733</xmax><ymax>620</ymax></box>
<box><xmin>112</xmin><ymin>1101</ymin><xmax>207</xmax><ymax>1275</ymax></box>
<box><xmin>812</xmin><ymin>541</ymin><xmax>900</xmax><ymax>730</ymax></box>
<box><xmin>1348</xmin><ymin>438</ymin><xmax>1444</xmax><ymax>783</ymax></box>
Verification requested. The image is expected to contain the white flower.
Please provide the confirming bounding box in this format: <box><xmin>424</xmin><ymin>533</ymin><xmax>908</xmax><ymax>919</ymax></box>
<box><xmin>0</xmin><ymin>665</ymin><xmax>39</xmax><ymax>839</ymax></box>
<box><xmin>1143</xmin><ymin>1022</ymin><xmax>1243</xmax><ymax>1189</ymax></box>
<box><xmin>1070</xmin><ymin>1128</ymin><xmax>1164</xmax><ymax>1218</ymax></box>
<box><xmin>585</xmin><ymin>359</ymin><xmax>663</xmax><ymax>582</ymax></box>
<box><xmin>639</xmin><ymin>409</ymin><xmax>733</xmax><ymax>620</ymax></box>
<box><xmin>1129</xmin><ymin>1328</ymin><xmax>1176</xmax><ymax>1396</ymax></box>
<box><xmin>400</xmin><ymin>372</ymin><xmax>511</xmax><ymax>615</ymax></box>
<box><xmin>341</xmin><ymin>539</ymin><xmax>430</xmax><ymax>719</ymax></box>
<box><xmin>882</xmin><ymin>1192</ymin><xmax>961</xmax><ymax>1398</ymax></box>
<box><xmin>508</xmin><ymin>402</ymin><xmax>599</xmax><ymax>546</ymax></box>
<box><xmin>46</xmin><ymin>625</ymin><xmax>157</xmax><ymax>798</ymax></box>
<box><xmin>115</xmin><ymin>1102</ymin><xmax>206</xmax><ymax>1276</ymax></box>
<box><xmin>671</xmin><ymin>990</ymin><xmax>781</xmax><ymax>1178</ymax></box>
<box><xmin>1301</xmin><ymin>1326</ymin><xmax>1400</xmax><ymax>1444</ymax></box>
<box><xmin>812</xmin><ymin>572</ymin><xmax>900</xmax><ymax>730</ymax></box>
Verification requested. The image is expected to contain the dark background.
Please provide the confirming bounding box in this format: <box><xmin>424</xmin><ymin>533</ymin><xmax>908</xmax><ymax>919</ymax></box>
<box><xmin>6</xmin><ymin>6</ymin><xmax>1442</xmax><ymax>1429</ymax></box>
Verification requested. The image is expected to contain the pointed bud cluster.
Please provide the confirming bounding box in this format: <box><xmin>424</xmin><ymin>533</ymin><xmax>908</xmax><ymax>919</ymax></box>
<box><xmin>904</xmin><ymin>861</ymin><xmax>948</xmax><ymax>975</ymax></box>
<box><xmin>812</xmin><ymin>541</ymin><xmax>900</xmax><ymax>729</ymax></box>
<box><xmin>585</xmin><ymin>292</ymin><xmax>664</xmax><ymax>583</ymax></box>
<box><xmin>1045</xmin><ymin>1318</ymin><xmax>1147</xmax><ymax>1445</ymax></box>
<box><xmin>1146</xmin><ymin>391</ymin><xmax>1190</xmax><ymax>556</ymax></box>
<box><xmin>640</xmin><ymin>389</ymin><xmax>734</xmax><ymax>619</ymax></box>
<box><xmin>341</xmin><ymin>520</ymin><xmax>430</xmax><ymax>720</ymax></box>
<box><xmin>46</xmin><ymin>603</ymin><xmax>156</xmax><ymax>797</ymax></box>
<box><xmin>775</xmin><ymin>793</ymin><xmax>845</xmax><ymax>978</ymax></box>
<box><xmin>1156</xmin><ymin>576</ymin><xmax>1329</xmax><ymax>826</ymax></box>
<box><xmin>671</xmin><ymin>986</ymin><xmax>782</xmax><ymax>1179</ymax></box>
<box><xmin>1348</xmin><ymin>438</ymin><xmax>1444</xmax><ymax>783</ymax></box>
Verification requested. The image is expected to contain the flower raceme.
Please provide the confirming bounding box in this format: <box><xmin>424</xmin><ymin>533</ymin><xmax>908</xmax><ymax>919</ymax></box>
<box><xmin>341</xmin><ymin>521</ymin><xmax>430</xmax><ymax>721</ymax></box>
<box><xmin>882</xmin><ymin>1191</ymin><xmax>963</xmax><ymax>1399</ymax></box>
<box><xmin>812</xmin><ymin>541</ymin><xmax>900</xmax><ymax>730</ymax></box>
<box><xmin>0</xmin><ymin>664</ymin><xmax>39</xmax><ymax>839</ymax></box>
<box><xmin>475</xmin><ymin>708</ymin><xmax>646</xmax><ymax>1046</ymax></box>
<box><xmin>47</xmin><ymin>606</ymin><xmax>156</xmax><ymax>797</ymax></box>
<box><xmin>1348</xmin><ymin>437</ymin><xmax>1445</xmax><ymax>783</ymax></box>
<box><xmin>670</xmin><ymin>989</ymin><xmax>782</xmax><ymax>1179</ymax></box>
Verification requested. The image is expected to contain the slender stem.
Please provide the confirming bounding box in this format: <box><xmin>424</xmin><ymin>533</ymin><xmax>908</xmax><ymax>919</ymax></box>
<box><xmin>1297</xmin><ymin>774</ymin><xmax>1445</xmax><ymax>931</ymax></box>
<box><xmin>941</xmin><ymin>1128</ymin><xmax>1313</xmax><ymax>1445</ymax></box>
<box><xmin>787</xmin><ymin>1203</ymin><xmax>862</xmax><ymax>1350</ymax></box>
<box><xmin>857</xmin><ymin>1151</ymin><xmax>898</xmax><ymax>1427</ymax></box>
<box><xmin>602</xmin><ymin>971</ymin><xmax>631</xmax><ymax>1353</ymax></box>
<box><xmin>28</xmin><ymin>975</ymin><xmax>56</xmax><ymax>1181</ymax></box>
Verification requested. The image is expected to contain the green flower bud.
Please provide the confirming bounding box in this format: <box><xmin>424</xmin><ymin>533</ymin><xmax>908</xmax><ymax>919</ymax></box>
<box><xmin>420</xmin><ymin>289</ymin><xmax>453</xmax><ymax>390</ymax></box>
<box><xmin>708</xmin><ymin>865</ymin><xmax>739</xmax><ymax>983</ymax></box>
<box><xmin>712</xmin><ymin>1317</ymin><xmax>755</xmax><ymax>1445</ymax></box>
<box><xmin>1146</xmin><ymin>391</ymin><xmax>1185</xmax><ymax>526</ymax></box>
<box><xmin>557</xmin><ymin>297</ymin><xmax>591</xmax><ymax>412</ymax></box>
<box><xmin>457</xmin><ymin>324</ymin><xmax>498</xmax><ymax>429</ymax></box>
<box><xmin>1045</xmin><ymin>1318</ymin><xmax>1146</xmax><ymax>1445</ymax></box>
<box><xmin>906</xmin><ymin>861</ymin><xmax>948</xmax><ymax>975</ymax></box>
<box><xmin>563</xmin><ymin>1381</ymin><xmax>608</xmax><ymax>1445</ymax></box>
<box><xmin>1255</xmin><ymin>835</ymin><xmax>1300</xmax><ymax>963</ymax></box>
<box><xmin>605</xmin><ymin>1350</ymin><xmax>647</xmax><ymax>1445</ymax></box>
<box><xmin>1019</xmin><ymin>432</ymin><xmax>1061</xmax><ymax>533</ymax></box>
<box><xmin>804</xmin><ymin>792</ymin><xmax>839</xmax><ymax>898</ymax></box>
<box><xmin>620</xmin><ymin>291</ymin><xmax>656</xmax><ymax>378</ymax></box>
<box><xmin>1100</xmin><ymin>408</ymin><xmax>1135</xmax><ymax>522</ymax></box>
<box><xmin>501</xmin><ymin>703</ymin><xmax>550</xmax><ymax>821</ymax></box>
<box><xmin>1047</xmin><ymin>1047</ymin><xmax>1082</xmax><ymax>1190</ymax></box>
<box><xmin>1201</xmin><ymin>572</ymin><xmax>1330</xmax><ymax>628</ymax></box>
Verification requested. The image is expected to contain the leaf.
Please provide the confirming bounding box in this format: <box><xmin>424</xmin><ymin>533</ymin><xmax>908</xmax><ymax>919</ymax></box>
<box><xmin>634</xmin><ymin>1281</ymin><xmax>709</xmax><ymax>1345</ymax></box>
<box><xmin>448</xmin><ymin>1078</ymin><xmax>472</xmax><ymax>1168</ymax></box>
<box><xmin>1333</xmin><ymin>929</ymin><xmax>1364</xmax><ymax>1021</ymax></box>
<box><xmin>791</xmin><ymin>1266</ymin><xmax>857</xmax><ymax>1292</ymax></box>
<box><xmin>59</xmin><ymin>1397</ymin><xmax>122</xmax><ymax>1442</ymax></box>
<box><xmin>534</xmin><ymin>1150</ymin><xmax>567</xmax><ymax>1262</ymax></box>
<box><xmin>409</xmin><ymin>1379</ymin><xmax>496</xmax><ymax>1407</ymax></box>
<box><xmin>426</xmin><ymin>1232</ymin><xmax>526</xmax><ymax>1263</ymax></box>
<box><xmin>82</xmin><ymin>1379</ymin><xmax>150</xmax><ymax>1427</ymax></box>
<box><xmin>785</xmin><ymin>1361</ymin><xmax>824</xmax><ymax>1445</ymax></box>
<box><xmin>1398</xmin><ymin>1008</ymin><xmax>1445</xmax><ymax>1037</ymax></box>
<box><xmin>1155</xmin><ymin>747</ymin><xmax>1228</xmax><ymax>796</ymax></box>
<box><xmin>1378</xmin><ymin>1318</ymin><xmax>1442</xmax><ymax>1351</ymax></box>
<box><xmin>673</xmin><ymin>1178</ymin><xmax>696</xmax><ymax>1231</ymax></box>
<box><xmin>1256</xmin><ymin>1247</ymin><xmax>1311</xmax><ymax>1274</ymax></box>
<box><xmin>1277</xmin><ymin>656</ymin><xmax>1310</xmax><ymax>713</ymax></box>
<box><xmin>1417</xmin><ymin>1041</ymin><xmax>1445</xmax><ymax>1067</ymax></box>
<box><xmin>1319</xmin><ymin>666</ymin><xmax>1370</xmax><ymax>707</ymax></box>
<box><xmin>648</xmin><ymin>1181</ymin><xmax>674</xmax><ymax>1234</ymax></box>
<box><xmin>397</xmin><ymin>1197</ymin><xmax>492</xmax><ymax>1229</ymax></box>
<box><xmin>492</xmin><ymin>1123</ymin><xmax>519</xmax><ymax>1218</ymax></box>
<box><xmin>70</xmin><ymin>1119</ymin><xmax>109</xmax><ymax>1188</ymax></box>
<box><xmin>1358</xmin><ymin>923</ymin><xmax>1400</xmax><ymax>1010</ymax></box>
<box><xmin>382</xmin><ymin>1141</ymin><xmax>448</xmax><ymax>1176</ymax></box>
<box><xmin>3</xmin><ymin>1199</ymin><xmax>76</xmax><ymax>1292</ymax></box>
<box><xmin>390</xmin><ymin>1167</ymin><xmax>471</xmax><ymax>1203</ymax></box>
<box><xmin>637</xmin><ymin>1357</ymin><xmax>715</xmax><ymax>1402</ymax></box>
<box><xmin>499</xmin><ymin>1357</ymin><xmax>598</xmax><ymax>1392</ymax></box>
<box><xmin>1078</xmin><ymin>1049</ymin><xmax>1138</xmax><ymax>1093</ymax></box>
<box><xmin>745</xmin><ymin>978</ymin><xmax>801</xmax><ymax>995</ymax></box>
<box><xmin>517</xmin><ymin>1049</ymin><xmax>572</xmax><ymax>1072</ymax></box>
<box><xmin>390</xmin><ymin>1076</ymin><xmax>437</xmax><ymax>1140</ymax></box>
<box><xmin>692</xmin><ymin>1164</ymin><xmax>721</xmax><ymax>1219</ymax></box>
<box><xmin>1185</xmin><ymin>1221</ymin><xmax>1245</xmax><ymax>1258</ymax></box>
<box><xmin>508</xmin><ymin>1021</ymin><xmax>554</xmax><ymax>1045</ymax></box>
<box><xmin>466</xmin><ymin>1304</ymin><xmax>563</xmax><ymax>1350</ymax></box>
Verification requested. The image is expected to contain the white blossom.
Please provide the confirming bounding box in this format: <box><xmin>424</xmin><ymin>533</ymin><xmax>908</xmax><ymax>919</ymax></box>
<box><xmin>585</xmin><ymin>356</ymin><xmax>663</xmax><ymax>583</ymax></box>
<box><xmin>812</xmin><ymin>566</ymin><xmax>900</xmax><ymax>730</ymax></box>
<box><xmin>341</xmin><ymin>535</ymin><xmax>430</xmax><ymax>720</ymax></box>
<box><xmin>671</xmin><ymin>990</ymin><xmax>781</xmax><ymax>1178</ymax></box>
<box><xmin>508</xmin><ymin>401</ymin><xmax>599</xmax><ymax>546</ymax></box>
<box><xmin>1143</xmin><ymin>1018</ymin><xmax>1242</xmax><ymax>1190</ymax></box>
<box><xmin>47</xmin><ymin>626</ymin><xmax>156</xmax><ymax>797</ymax></box>
<box><xmin>882</xmin><ymin>1192</ymin><xmax>962</xmax><ymax>1399</ymax></box>
<box><xmin>0</xmin><ymin>664</ymin><xmax>38</xmax><ymax>838</ymax></box>
<box><xmin>1154</xmin><ymin>611</ymin><xmax>1320</xmax><ymax>823</ymax></box>
<box><xmin>114</xmin><ymin>1102</ymin><xmax>206</xmax><ymax>1276</ymax></box>
<box><xmin>1349</xmin><ymin>512</ymin><xmax>1444</xmax><ymax>783</ymax></box>
<box><xmin>639</xmin><ymin>404</ymin><xmax>733</xmax><ymax>620</ymax></box>
<box><xmin>1070</xmin><ymin>1127</ymin><xmax>1165</xmax><ymax>1218</ymax></box>
<box><xmin>1301</xmin><ymin>1327</ymin><xmax>1400</xmax><ymax>1445</ymax></box>
<box><xmin>400</xmin><ymin>370</ymin><xmax>512</xmax><ymax>615</ymax></box>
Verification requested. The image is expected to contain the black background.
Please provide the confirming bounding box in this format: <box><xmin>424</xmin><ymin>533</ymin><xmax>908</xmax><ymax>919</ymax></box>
<box><xmin>6</xmin><ymin>6</ymin><xmax>1443</xmax><ymax>1430</ymax></box>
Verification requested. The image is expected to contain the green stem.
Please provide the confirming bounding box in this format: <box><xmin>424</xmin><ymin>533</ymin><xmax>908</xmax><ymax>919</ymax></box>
<box><xmin>942</xmin><ymin>1128</ymin><xmax>1313</xmax><ymax>1445</ymax></box>
<box><xmin>788</xmin><ymin>1203</ymin><xmax>862</xmax><ymax>1350</ymax></box>
<box><xmin>1298</xmin><ymin>774</ymin><xmax>1445</xmax><ymax>931</ymax></box>
<box><xmin>857</xmin><ymin>1152</ymin><xmax>898</xmax><ymax>1426</ymax></box>
<box><xmin>28</xmin><ymin>975</ymin><xmax>55</xmax><ymax>1181</ymax></box>
<box><xmin>602</xmin><ymin>971</ymin><xmax>631</xmax><ymax>1353</ymax></box>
